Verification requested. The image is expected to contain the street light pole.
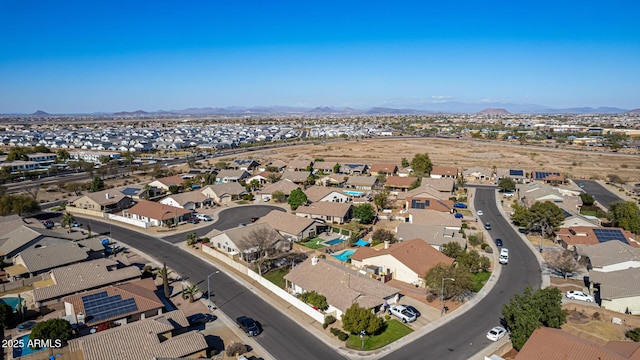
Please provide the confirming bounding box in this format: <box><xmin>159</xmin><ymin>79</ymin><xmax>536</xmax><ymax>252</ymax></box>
<box><xmin>207</xmin><ymin>271</ymin><xmax>220</xmax><ymax>309</ymax></box>
<box><xmin>441</xmin><ymin>277</ymin><xmax>455</xmax><ymax>316</ymax></box>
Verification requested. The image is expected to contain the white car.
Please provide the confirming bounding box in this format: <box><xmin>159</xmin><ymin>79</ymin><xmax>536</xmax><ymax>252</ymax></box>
<box><xmin>566</xmin><ymin>290</ymin><xmax>594</xmax><ymax>302</ymax></box>
<box><xmin>389</xmin><ymin>305</ymin><xmax>417</xmax><ymax>323</ymax></box>
<box><xmin>486</xmin><ymin>326</ymin><xmax>507</xmax><ymax>341</ymax></box>
<box><xmin>196</xmin><ymin>214</ymin><xmax>213</xmax><ymax>222</ymax></box>
<box><xmin>477</xmin><ymin>210</ymin><xmax>484</xmax><ymax>216</ymax></box>
<box><xmin>503</xmin><ymin>192</ymin><xmax>514</xmax><ymax>197</ymax></box>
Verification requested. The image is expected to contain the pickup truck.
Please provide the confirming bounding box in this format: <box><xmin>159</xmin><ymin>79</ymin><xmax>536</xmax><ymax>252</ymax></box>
<box><xmin>236</xmin><ymin>316</ymin><xmax>261</xmax><ymax>336</ymax></box>
<box><xmin>389</xmin><ymin>305</ymin><xmax>417</xmax><ymax>323</ymax></box>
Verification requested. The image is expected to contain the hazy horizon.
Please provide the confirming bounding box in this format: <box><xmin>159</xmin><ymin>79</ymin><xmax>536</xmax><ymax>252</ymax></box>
<box><xmin>1</xmin><ymin>1</ymin><xmax>639</xmax><ymax>113</ymax></box>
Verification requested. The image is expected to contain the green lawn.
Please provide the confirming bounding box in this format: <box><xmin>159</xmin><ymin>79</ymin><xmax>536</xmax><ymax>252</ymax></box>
<box><xmin>263</xmin><ymin>268</ymin><xmax>290</xmax><ymax>289</ymax></box>
<box><xmin>302</xmin><ymin>238</ymin><xmax>327</xmax><ymax>249</ymax></box>
<box><xmin>579</xmin><ymin>209</ymin><xmax>597</xmax><ymax>216</ymax></box>
<box><xmin>345</xmin><ymin>320</ymin><xmax>413</xmax><ymax>350</ymax></box>
<box><xmin>471</xmin><ymin>271</ymin><xmax>491</xmax><ymax>292</ymax></box>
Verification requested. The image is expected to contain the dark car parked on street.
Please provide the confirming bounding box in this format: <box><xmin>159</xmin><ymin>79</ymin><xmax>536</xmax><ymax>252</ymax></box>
<box><xmin>236</xmin><ymin>316</ymin><xmax>261</xmax><ymax>336</ymax></box>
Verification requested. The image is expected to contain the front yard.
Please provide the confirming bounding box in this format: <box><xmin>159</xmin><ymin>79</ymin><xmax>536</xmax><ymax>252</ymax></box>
<box><xmin>345</xmin><ymin>320</ymin><xmax>413</xmax><ymax>350</ymax></box>
<box><xmin>263</xmin><ymin>268</ymin><xmax>290</xmax><ymax>289</ymax></box>
<box><xmin>471</xmin><ymin>271</ymin><xmax>491</xmax><ymax>292</ymax></box>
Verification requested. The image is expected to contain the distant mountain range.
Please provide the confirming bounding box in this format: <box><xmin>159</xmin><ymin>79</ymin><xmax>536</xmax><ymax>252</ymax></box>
<box><xmin>10</xmin><ymin>103</ymin><xmax>640</xmax><ymax>116</ymax></box>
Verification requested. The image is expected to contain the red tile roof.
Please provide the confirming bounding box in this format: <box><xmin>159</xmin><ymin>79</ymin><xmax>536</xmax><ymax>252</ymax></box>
<box><xmin>126</xmin><ymin>200</ymin><xmax>193</xmax><ymax>220</ymax></box>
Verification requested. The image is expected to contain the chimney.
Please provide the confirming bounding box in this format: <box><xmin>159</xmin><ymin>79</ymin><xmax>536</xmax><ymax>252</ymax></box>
<box><xmin>311</xmin><ymin>256</ymin><xmax>319</xmax><ymax>266</ymax></box>
<box><xmin>105</xmin><ymin>193</ymin><xmax>110</xmax><ymax>199</ymax></box>
<box><xmin>384</xmin><ymin>240</ymin><xmax>390</xmax><ymax>249</ymax></box>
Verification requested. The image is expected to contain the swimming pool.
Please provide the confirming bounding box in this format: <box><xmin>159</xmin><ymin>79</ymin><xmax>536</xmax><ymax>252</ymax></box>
<box><xmin>332</xmin><ymin>249</ymin><xmax>356</xmax><ymax>262</ymax></box>
<box><xmin>12</xmin><ymin>334</ymin><xmax>47</xmax><ymax>358</ymax></box>
<box><xmin>324</xmin><ymin>238</ymin><xmax>345</xmax><ymax>246</ymax></box>
<box><xmin>0</xmin><ymin>297</ymin><xmax>21</xmax><ymax>312</ymax></box>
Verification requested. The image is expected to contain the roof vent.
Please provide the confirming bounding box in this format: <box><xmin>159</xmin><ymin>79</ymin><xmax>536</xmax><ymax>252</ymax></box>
<box><xmin>311</xmin><ymin>256</ymin><xmax>319</xmax><ymax>266</ymax></box>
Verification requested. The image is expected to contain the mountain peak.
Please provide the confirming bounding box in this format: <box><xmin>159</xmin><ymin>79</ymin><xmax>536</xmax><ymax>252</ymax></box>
<box><xmin>32</xmin><ymin>110</ymin><xmax>49</xmax><ymax>116</ymax></box>
<box><xmin>478</xmin><ymin>108</ymin><xmax>510</xmax><ymax>115</ymax></box>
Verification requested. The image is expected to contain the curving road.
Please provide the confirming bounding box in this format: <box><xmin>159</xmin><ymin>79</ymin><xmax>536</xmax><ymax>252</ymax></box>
<box><xmin>74</xmin><ymin>212</ymin><xmax>345</xmax><ymax>360</ymax></box>
<box><xmin>573</xmin><ymin>179</ymin><xmax>623</xmax><ymax>210</ymax></box>
<box><xmin>381</xmin><ymin>187</ymin><xmax>541</xmax><ymax>360</ymax></box>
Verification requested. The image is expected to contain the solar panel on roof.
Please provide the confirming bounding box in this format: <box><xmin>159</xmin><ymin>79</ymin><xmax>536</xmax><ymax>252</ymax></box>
<box><xmin>82</xmin><ymin>293</ymin><xmax>139</xmax><ymax>323</ymax></box>
<box><xmin>81</xmin><ymin>292</ymin><xmax>108</xmax><ymax>303</ymax></box>
<box><xmin>593</xmin><ymin>229</ymin><xmax>628</xmax><ymax>244</ymax></box>
<box><xmin>509</xmin><ymin>169</ymin><xmax>524</xmax><ymax>176</ymax></box>
<box><xmin>534</xmin><ymin>171</ymin><xmax>561</xmax><ymax>179</ymax></box>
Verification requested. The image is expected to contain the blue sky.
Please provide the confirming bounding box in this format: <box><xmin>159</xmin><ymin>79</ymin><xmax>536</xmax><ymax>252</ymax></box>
<box><xmin>1</xmin><ymin>0</ymin><xmax>639</xmax><ymax>113</ymax></box>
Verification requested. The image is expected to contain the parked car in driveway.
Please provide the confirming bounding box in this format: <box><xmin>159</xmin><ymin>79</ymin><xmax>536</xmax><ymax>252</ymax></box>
<box><xmin>187</xmin><ymin>216</ymin><xmax>200</xmax><ymax>224</ymax></box>
<box><xmin>566</xmin><ymin>290</ymin><xmax>594</xmax><ymax>302</ymax></box>
<box><xmin>187</xmin><ymin>313</ymin><xmax>215</xmax><ymax>325</ymax></box>
<box><xmin>236</xmin><ymin>316</ymin><xmax>261</xmax><ymax>336</ymax></box>
<box><xmin>42</xmin><ymin>220</ymin><xmax>54</xmax><ymax>229</ymax></box>
<box><xmin>453</xmin><ymin>203</ymin><xmax>468</xmax><ymax>209</ymax></box>
<box><xmin>486</xmin><ymin>326</ymin><xmax>507</xmax><ymax>341</ymax></box>
<box><xmin>196</xmin><ymin>214</ymin><xmax>212</xmax><ymax>222</ymax></box>
<box><xmin>403</xmin><ymin>305</ymin><xmax>421</xmax><ymax>318</ymax></box>
<box><xmin>389</xmin><ymin>305</ymin><xmax>417</xmax><ymax>323</ymax></box>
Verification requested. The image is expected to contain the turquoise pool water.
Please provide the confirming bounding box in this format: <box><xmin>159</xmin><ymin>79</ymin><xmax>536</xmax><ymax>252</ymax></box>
<box><xmin>325</xmin><ymin>238</ymin><xmax>345</xmax><ymax>245</ymax></box>
<box><xmin>0</xmin><ymin>297</ymin><xmax>20</xmax><ymax>312</ymax></box>
<box><xmin>12</xmin><ymin>334</ymin><xmax>47</xmax><ymax>358</ymax></box>
<box><xmin>332</xmin><ymin>249</ymin><xmax>356</xmax><ymax>262</ymax></box>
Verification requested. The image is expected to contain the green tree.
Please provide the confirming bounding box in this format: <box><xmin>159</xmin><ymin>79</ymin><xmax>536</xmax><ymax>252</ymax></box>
<box><xmin>6</xmin><ymin>147</ymin><xmax>29</xmax><ymax>161</ymax></box>
<box><xmin>29</xmin><ymin>318</ymin><xmax>73</xmax><ymax>346</ymax></box>
<box><xmin>214</xmin><ymin>161</ymin><xmax>228</xmax><ymax>169</ymax></box>
<box><xmin>457</xmin><ymin>249</ymin><xmax>490</xmax><ymax>273</ymax></box>
<box><xmin>353</xmin><ymin>203</ymin><xmax>376</xmax><ymax>224</ymax></box>
<box><xmin>511</xmin><ymin>202</ymin><xmax>531</xmax><ymax>227</ymax></box>
<box><xmin>370</xmin><ymin>229</ymin><xmax>396</xmax><ymax>246</ymax></box>
<box><xmin>408</xmin><ymin>178</ymin><xmax>421</xmax><ymax>190</ymax></box>
<box><xmin>186</xmin><ymin>232</ymin><xmax>200</xmax><ymax>246</ymax></box>
<box><xmin>608</xmin><ymin>201</ymin><xmax>640</xmax><ymax>234</ymax></box>
<box><xmin>401</xmin><ymin>157</ymin><xmax>410</xmax><ymax>168</ymax></box>
<box><xmin>528</xmin><ymin>201</ymin><xmax>565</xmax><ymax>238</ymax></box>
<box><xmin>61</xmin><ymin>212</ymin><xmax>75</xmax><ymax>233</ymax></box>
<box><xmin>0</xmin><ymin>195</ymin><xmax>40</xmax><ymax>216</ymax></box>
<box><xmin>265</xmin><ymin>165</ymin><xmax>280</xmax><ymax>172</ymax></box>
<box><xmin>168</xmin><ymin>184</ymin><xmax>180</xmax><ymax>194</ymax></box>
<box><xmin>410</xmin><ymin>153</ymin><xmax>433</xmax><ymax>176</ymax></box>
<box><xmin>341</xmin><ymin>303</ymin><xmax>384</xmax><ymax>335</ymax></box>
<box><xmin>502</xmin><ymin>287</ymin><xmax>566</xmax><ymax>351</ymax></box>
<box><xmin>271</xmin><ymin>190</ymin><xmax>286</xmax><ymax>203</ymax></box>
<box><xmin>498</xmin><ymin>177</ymin><xmax>516</xmax><ymax>192</ymax></box>
<box><xmin>56</xmin><ymin>149</ymin><xmax>70</xmax><ymax>162</ymax></box>
<box><xmin>90</xmin><ymin>176</ymin><xmax>105</xmax><ymax>192</ymax></box>
<box><xmin>182</xmin><ymin>284</ymin><xmax>200</xmax><ymax>303</ymax></box>
<box><xmin>579</xmin><ymin>193</ymin><xmax>595</xmax><ymax>206</ymax></box>
<box><xmin>288</xmin><ymin>188</ymin><xmax>308</xmax><ymax>210</ymax></box>
<box><xmin>157</xmin><ymin>263</ymin><xmax>172</xmax><ymax>298</ymax></box>
<box><xmin>80</xmin><ymin>160</ymin><xmax>96</xmax><ymax>178</ymax></box>
<box><xmin>0</xmin><ymin>303</ymin><xmax>13</xmax><ymax>328</ymax></box>
<box><xmin>441</xmin><ymin>242</ymin><xmax>464</xmax><ymax>259</ymax></box>
<box><xmin>373</xmin><ymin>189</ymin><xmax>390</xmax><ymax>211</ymax></box>
<box><xmin>333</xmin><ymin>163</ymin><xmax>341</xmax><ymax>174</ymax></box>
<box><xmin>299</xmin><ymin>291</ymin><xmax>328</xmax><ymax>310</ymax></box>
<box><xmin>202</xmin><ymin>173</ymin><xmax>216</xmax><ymax>185</ymax></box>
<box><xmin>423</xmin><ymin>264</ymin><xmax>473</xmax><ymax>300</ymax></box>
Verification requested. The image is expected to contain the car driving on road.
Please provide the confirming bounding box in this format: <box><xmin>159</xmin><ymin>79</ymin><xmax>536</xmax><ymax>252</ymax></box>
<box><xmin>566</xmin><ymin>290</ymin><xmax>594</xmax><ymax>302</ymax></box>
<box><xmin>476</xmin><ymin>210</ymin><xmax>483</xmax><ymax>216</ymax></box>
<box><xmin>484</xmin><ymin>222</ymin><xmax>492</xmax><ymax>230</ymax></box>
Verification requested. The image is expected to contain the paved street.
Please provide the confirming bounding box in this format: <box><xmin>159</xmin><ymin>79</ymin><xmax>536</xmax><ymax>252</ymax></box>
<box><xmin>573</xmin><ymin>179</ymin><xmax>623</xmax><ymax>209</ymax></box>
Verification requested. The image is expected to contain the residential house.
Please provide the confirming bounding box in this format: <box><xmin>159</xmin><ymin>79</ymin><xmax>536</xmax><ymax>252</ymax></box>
<box><xmin>405</xmin><ymin>196</ymin><xmax>454</xmax><ymax>213</ymax></box>
<box><xmin>5</xmin><ymin>242</ymin><xmax>89</xmax><ymax>280</ymax></box>
<box><xmin>369</xmin><ymin>164</ymin><xmax>398</xmax><ymax>176</ymax></box>
<box><xmin>397</xmin><ymin>167</ymin><xmax>413</xmax><ymax>177</ymax></box>
<box><xmin>351</xmin><ymin>239</ymin><xmax>455</xmax><ymax>286</ymax></box>
<box><xmin>124</xmin><ymin>200</ymin><xmax>194</xmax><ymax>227</ymax></box>
<box><xmin>590</xmin><ymin>268</ymin><xmax>640</xmax><ymax>314</ymax></box>
<box><xmin>0</xmin><ymin>217</ymin><xmax>84</xmax><ymax>261</ymax></box>
<box><xmin>385</xmin><ymin>176</ymin><xmax>418</xmax><ymax>193</ymax></box>
<box><xmin>555</xmin><ymin>227</ymin><xmax>637</xmax><ymax>251</ymax></box>
<box><xmin>562</xmin><ymin>213</ymin><xmax>601</xmax><ymax>228</ymax></box>
<box><xmin>284</xmin><ymin>257</ymin><xmax>400</xmax><ymax>318</ymax></box>
<box><xmin>204</xmin><ymin>222</ymin><xmax>289</xmax><ymax>261</ymax></box>
<box><xmin>257</xmin><ymin>210</ymin><xmax>324</xmax><ymax>242</ymax></box>
<box><xmin>63</xmin><ymin>278</ymin><xmax>164</xmax><ymax>328</ymax></box>
<box><xmin>69</xmin><ymin>189</ymin><xmax>134</xmax><ymax>213</ymax></box>
<box><xmin>531</xmin><ymin>170</ymin><xmax>566</xmax><ymax>185</ymax></box>
<box><xmin>229</xmin><ymin>158</ymin><xmax>259</xmax><ymax>171</ymax></box>
<box><xmin>395</xmin><ymin>223</ymin><xmax>466</xmax><ymax>251</ymax></box>
<box><xmin>281</xmin><ymin>170</ymin><xmax>312</xmax><ymax>184</ymax></box>
<box><xmin>316</xmin><ymin>173</ymin><xmax>348</xmax><ymax>187</ymax></box>
<box><xmin>515</xmin><ymin>327</ymin><xmax>640</xmax><ymax>360</ymax></box>
<box><xmin>575</xmin><ymin>241</ymin><xmax>640</xmax><ymax>272</ymax></box>
<box><xmin>397</xmin><ymin>181</ymin><xmax>449</xmax><ymax>201</ymax></box>
<box><xmin>295</xmin><ymin>202</ymin><xmax>353</xmax><ymax>224</ymax></box>
<box><xmin>247</xmin><ymin>171</ymin><xmax>281</xmax><ymax>185</ymax></box>
<box><xmin>430</xmin><ymin>166</ymin><xmax>458</xmax><ymax>179</ymax></box>
<box><xmin>287</xmin><ymin>159</ymin><xmax>313</xmax><ymax>171</ymax></box>
<box><xmin>517</xmin><ymin>182</ymin><xmax>565</xmax><ymax>207</ymax></box>
<box><xmin>159</xmin><ymin>191</ymin><xmax>212</xmax><ymax>210</ymax></box>
<box><xmin>340</xmin><ymin>163</ymin><xmax>368</xmax><ymax>175</ymax></box>
<box><xmin>462</xmin><ymin>167</ymin><xmax>493</xmax><ymax>182</ymax></box>
<box><xmin>421</xmin><ymin>177</ymin><xmax>456</xmax><ymax>195</ymax></box>
<box><xmin>259</xmin><ymin>159</ymin><xmax>287</xmax><ymax>172</ymax></box>
<box><xmin>303</xmin><ymin>185</ymin><xmax>350</xmax><ymax>203</ymax></box>
<box><xmin>346</xmin><ymin>175</ymin><xmax>378</xmax><ymax>190</ymax></box>
<box><xmin>67</xmin><ymin>310</ymin><xmax>208</xmax><ymax>360</ymax></box>
<box><xmin>256</xmin><ymin>179</ymin><xmax>300</xmax><ymax>202</ymax></box>
<box><xmin>201</xmin><ymin>182</ymin><xmax>246</xmax><ymax>205</ymax></box>
<box><xmin>147</xmin><ymin>175</ymin><xmax>185</xmax><ymax>192</ymax></box>
<box><xmin>407</xmin><ymin>210</ymin><xmax>463</xmax><ymax>228</ymax></box>
<box><xmin>215</xmin><ymin>169</ymin><xmax>250</xmax><ymax>183</ymax></box>
<box><xmin>33</xmin><ymin>258</ymin><xmax>142</xmax><ymax>306</ymax></box>
<box><xmin>496</xmin><ymin>168</ymin><xmax>527</xmax><ymax>183</ymax></box>
<box><xmin>313</xmin><ymin>161</ymin><xmax>340</xmax><ymax>174</ymax></box>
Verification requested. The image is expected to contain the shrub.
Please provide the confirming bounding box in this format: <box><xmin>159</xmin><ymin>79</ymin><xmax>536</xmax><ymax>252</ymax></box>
<box><xmin>461</xmin><ymin>223</ymin><xmax>468</xmax><ymax>229</ymax></box>
<box><xmin>323</xmin><ymin>323</ymin><xmax>328</xmax><ymax>329</ymax></box>
<box><xmin>468</xmin><ymin>233</ymin><xmax>481</xmax><ymax>246</ymax></box>
<box><xmin>330</xmin><ymin>327</ymin><xmax>341</xmax><ymax>336</ymax></box>
<box><xmin>626</xmin><ymin>328</ymin><xmax>640</xmax><ymax>342</ymax></box>
<box><xmin>591</xmin><ymin>312</ymin><xmax>601</xmax><ymax>321</ymax></box>
<box><xmin>426</xmin><ymin>292</ymin><xmax>437</xmax><ymax>303</ymax></box>
<box><xmin>384</xmin><ymin>314</ymin><xmax>391</xmax><ymax>321</ymax></box>
<box><xmin>338</xmin><ymin>331</ymin><xmax>349</xmax><ymax>341</ymax></box>
<box><xmin>480</xmin><ymin>243</ymin><xmax>488</xmax><ymax>250</ymax></box>
<box><xmin>324</xmin><ymin>315</ymin><xmax>336</xmax><ymax>326</ymax></box>
<box><xmin>225</xmin><ymin>342</ymin><xmax>248</xmax><ymax>357</ymax></box>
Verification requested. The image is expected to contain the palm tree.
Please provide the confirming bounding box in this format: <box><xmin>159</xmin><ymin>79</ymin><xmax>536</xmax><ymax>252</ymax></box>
<box><xmin>156</xmin><ymin>263</ymin><xmax>173</xmax><ymax>298</ymax></box>
<box><xmin>182</xmin><ymin>284</ymin><xmax>200</xmax><ymax>303</ymax></box>
<box><xmin>61</xmin><ymin>212</ymin><xmax>75</xmax><ymax>233</ymax></box>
